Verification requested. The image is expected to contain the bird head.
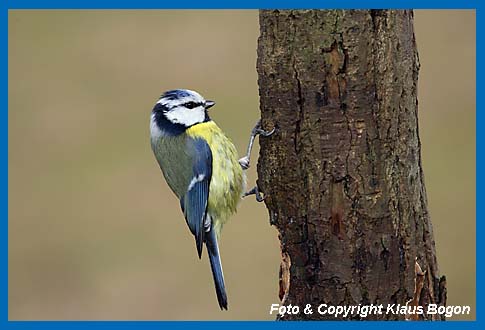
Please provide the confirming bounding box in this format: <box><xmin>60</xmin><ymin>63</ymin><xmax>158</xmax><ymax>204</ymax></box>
<box><xmin>153</xmin><ymin>89</ymin><xmax>215</xmax><ymax>128</ymax></box>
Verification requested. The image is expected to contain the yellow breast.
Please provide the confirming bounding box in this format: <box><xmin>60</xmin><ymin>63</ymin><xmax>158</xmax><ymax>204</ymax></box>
<box><xmin>186</xmin><ymin>121</ymin><xmax>244</xmax><ymax>236</ymax></box>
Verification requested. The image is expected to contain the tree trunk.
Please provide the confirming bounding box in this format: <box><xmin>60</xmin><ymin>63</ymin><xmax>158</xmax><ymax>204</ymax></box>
<box><xmin>256</xmin><ymin>9</ymin><xmax>446</xmax><ymax>320</ymax></box>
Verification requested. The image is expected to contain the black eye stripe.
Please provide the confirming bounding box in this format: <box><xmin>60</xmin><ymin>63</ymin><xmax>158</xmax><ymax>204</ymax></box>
<box><xmin>183</xmin><ymin>101</ymin><xmax>203</xmax><ymax>109</ymax></box>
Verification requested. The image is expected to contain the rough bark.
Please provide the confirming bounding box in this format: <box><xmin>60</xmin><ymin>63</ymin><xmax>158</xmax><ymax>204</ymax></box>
<box><xmin>256</xmin><ymin>9</ymin><xmax>446</xmax><ymax>320</ymax></box>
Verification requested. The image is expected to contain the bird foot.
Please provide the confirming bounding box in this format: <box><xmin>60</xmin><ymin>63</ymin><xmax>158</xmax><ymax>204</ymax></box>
<box><xmin>243</xmin><ymin>186</ymin><xmax>265</xmax><ymax>202</ymax></box>
<box><xmin>239</xmin><ymin>120</ymin><xmax>276</xmax><ymax>170</ymax></box>
<box><xmin>238</xmin><ymin>156</ymin><xmax>250</xmax><ymax>170</ymax></box>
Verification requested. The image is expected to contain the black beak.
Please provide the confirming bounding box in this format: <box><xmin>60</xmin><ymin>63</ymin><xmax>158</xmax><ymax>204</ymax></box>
<box><xmin>205</xmin><ymin>100</ymin><xmax>216</xmax><ymax>109</ymax></box>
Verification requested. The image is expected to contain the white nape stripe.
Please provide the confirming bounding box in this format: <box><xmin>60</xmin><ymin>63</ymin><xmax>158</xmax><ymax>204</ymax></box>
<box><xmin>187</xmin><ymin>174</ymin><xmax>205</xmax><ymax>192</ymax></box>
<box><xmin>157</xmin><ymin>89</ymin><xmax>204</xmax><ymax>105</ymax></box>
<box><xmin>158</xmin><ymin>96</ymin><xmax>195</xmax><ymax>107</ymax></box>
<box><xmin>150</xmin><ymin>113</ymin><xmax>164</xmax><ymax>140</ymax></box>
<box><xmin>165</xmin><ymin>105</ymin><xmax>206</xmax><ymax>127</ymax></box>
<box><xmin>157</xmin><ymin>92</ymin><xmax>204</xmax><ymax>107</ymax></box>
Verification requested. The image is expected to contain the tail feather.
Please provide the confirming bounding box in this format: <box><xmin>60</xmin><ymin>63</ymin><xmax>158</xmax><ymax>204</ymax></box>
<box><xmin>206</xmin><ymin>228</ymin><xmax>228</xmax><ymax>310</ymax></box>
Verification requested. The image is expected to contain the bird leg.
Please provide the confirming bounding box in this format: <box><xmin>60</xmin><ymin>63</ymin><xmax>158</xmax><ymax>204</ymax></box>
<box><xmin>240</xmin><ymin>120</ymin><xmax>275</xmax><ymax>202</ymax></box>
<box><xmin>238</xmin><ymin>119</ymin><xmax>276</xmax><ymax>170</ymax></box>
<box><xmin>243</xmin><ymin>186</ymin><xmax>264</xmax><ymax>202</ymax></box>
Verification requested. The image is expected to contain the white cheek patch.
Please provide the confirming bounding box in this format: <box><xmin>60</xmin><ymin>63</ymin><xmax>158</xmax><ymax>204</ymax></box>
<box><xmin>165</xmin><ymin>106</ymin><xmax>205</xmax><ymax>127</ymax></box>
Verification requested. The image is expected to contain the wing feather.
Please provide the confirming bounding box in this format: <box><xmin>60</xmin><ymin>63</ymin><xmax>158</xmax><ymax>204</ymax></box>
<box><xmin>180</xmin><ymin>138</ymin><xmax>212</xmax><ymax>258</ymax></box>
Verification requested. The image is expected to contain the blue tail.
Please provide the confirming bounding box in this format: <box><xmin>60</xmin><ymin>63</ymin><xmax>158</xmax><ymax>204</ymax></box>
<box><xmin>205</xmin><ymin>228</ymin><xmax>228</xmax><ymax>310</ymax></box>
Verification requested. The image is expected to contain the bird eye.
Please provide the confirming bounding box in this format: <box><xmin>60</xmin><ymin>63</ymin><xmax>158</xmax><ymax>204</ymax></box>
<box><xmin>184</xmin><ymin>102</ymin><xmax>199</xmax><ymax>109</ymax></box>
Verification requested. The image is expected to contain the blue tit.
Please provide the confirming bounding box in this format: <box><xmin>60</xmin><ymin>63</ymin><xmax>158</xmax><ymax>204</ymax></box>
<box><xmin>150</xmin><ymin>89</ymin><xmax>245</xmax><ymax>310</ymax></box>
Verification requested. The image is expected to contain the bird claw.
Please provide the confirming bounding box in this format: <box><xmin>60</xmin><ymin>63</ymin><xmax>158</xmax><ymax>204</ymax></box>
<box><xmin>251</xmin><ymin>120</ymin><xmax>276</xmax><ymax>138</ymax></box>
<box><xmin>243</xmin><ymin>186</ymin><xmax>265</xmax><ymax>202</ymax></box>
<box><xmin>238</xmin><ymin>156</ymin><xmax>250</xmax><ymax>170</ymax></box>
<box><xmin>239</xmin><ymin>121</ymin><xmax>276</xmax><ymax>171</ymax></box>
<box><xmin>257</xmin><ymin>126</ymin><xmax>276</xmax><ymax>137</ymax></box>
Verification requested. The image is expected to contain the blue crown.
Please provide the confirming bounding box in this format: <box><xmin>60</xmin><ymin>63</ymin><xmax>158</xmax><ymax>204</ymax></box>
<box><xmin>160</xmin><ymin>89</ymin><xmax>192</xmax><ymax>100</ymax></box>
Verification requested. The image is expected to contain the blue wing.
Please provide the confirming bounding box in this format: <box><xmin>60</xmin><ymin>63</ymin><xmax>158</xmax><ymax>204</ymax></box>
<box><xmin>180</xmin><ymin>138</ymin><xmax>212</xmax><ymax>258</ymax></box>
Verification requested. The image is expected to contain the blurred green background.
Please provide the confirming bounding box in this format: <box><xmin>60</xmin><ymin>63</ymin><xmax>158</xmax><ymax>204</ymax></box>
<box><xmin>8</xmin><ymin>10</ymin><xmax>475</xmax><ymax>320</ymax></box>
